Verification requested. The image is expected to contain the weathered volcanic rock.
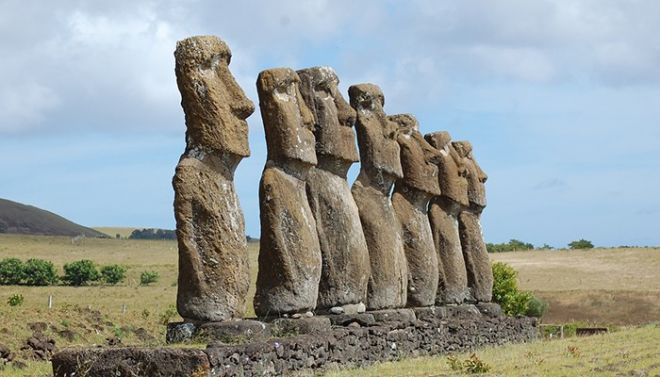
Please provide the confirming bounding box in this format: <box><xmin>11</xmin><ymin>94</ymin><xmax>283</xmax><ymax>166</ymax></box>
<box><xmin>454</xmin><ymin>141</ymin><xmax>493</xmax><ymax>303</ymax></box>
<box><xmin>390</xmin><ymin>114</ymin><xmax>441</xmax><ymax>307</ymax></box>
<box><xmin>349</xmin><ymin>84</ymin><xmax>407</xmax><ymax>310</ymax></box>
<box><xmin>425</xmin><ymin>132</ymin><xmax>470</xmax><ymax>305</ymax></box>
<box><xmin>52</xmin><ymin>347</ymin><xmax>210</xmax><ymax>377</ymax></box>
<box><xmin>173</xmin><ymin>35</ymin><xmax>254</xmax><ymax>322</ymax></box>
<box><xmin>297</xmin><ymin>66</ymin><xmax>369</xmax><ymax>310</ymax></box>
<box><xmin>254</xmin><ymin>68</ymin><xmax>322</xmax><ymax>317</ymax></box>
<box><xmin>427</xmin><ymin>197</ymin><xmax>468</xmax><ymax>304</ymax></box>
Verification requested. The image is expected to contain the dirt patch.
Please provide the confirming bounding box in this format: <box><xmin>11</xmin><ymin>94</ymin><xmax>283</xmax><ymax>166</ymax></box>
<box><xmin>537</xmin><ymin>290</ymin><xmax>660</xmax><ymax>325</ymax></box>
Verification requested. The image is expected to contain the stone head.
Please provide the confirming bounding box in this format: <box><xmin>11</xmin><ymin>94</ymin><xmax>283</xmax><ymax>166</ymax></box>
<box><xmin>257</xmin><ymin>68</ymin><xmax>317</xmax><ymax>166</ymax></box>
<box><xmin>424</xmin><ymin>131</ymin><xmax>469</xmax><ymax>207</ymax></box>
<box><xmin>389</xmin><ymin>114</ymin><xmax>441</xmax><ymax>196</ymax></box>
<box><xmin>297</xmin><ymin>67</ymin><xmax>359</xmax><ymax>168</ymax></box>
<box><xmin>174</xmin><ymin>36</ymin><xmax>254</xmax><ymax>158</ymax></box>
<box><xmin>348</xmin><ymin>84</ymin><xmax>403</xmax><ymax>180</ymax></box>
<box><xmin>453</xmin><ymin>141</ymin><xmax>487</xmax><ymax>208</ymax></box>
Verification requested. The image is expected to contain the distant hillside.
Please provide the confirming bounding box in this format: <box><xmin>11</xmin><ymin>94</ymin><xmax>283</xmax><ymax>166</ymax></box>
<box><xmin>0</xmin><ymin>198</ymin><xmax>107</xmax><ymax>238</ymax></box>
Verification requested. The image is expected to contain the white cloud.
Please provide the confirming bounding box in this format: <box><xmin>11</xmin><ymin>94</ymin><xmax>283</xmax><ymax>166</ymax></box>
<box><xmin>0</xmin><ymin>82</ymin><xmax>60</xmax><ymax>133</ymax></box>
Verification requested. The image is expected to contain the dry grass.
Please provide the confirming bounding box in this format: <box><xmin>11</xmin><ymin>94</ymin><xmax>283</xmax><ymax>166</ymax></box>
<box><xmin>491</xmin><ymin>248</ymin><xmax>660</xmax><ymax>325</ymax></box>
<box><xmin>326</xmin><ymin>325</ymin><xmax>660</xmax><ymax>377</ymax></box>
<box><xmin>0</xmin><ymin>233</ymin><xmax>259</xmax><ymax>374</ymax></box>
<box><xmin>1</xmin><ymin>235</ymin><xmax>659</xmax><ymax>376</ymax></box>
<box><xmin>93</xmin><ymin>227</ymin><xmax>138</xmax><ymax>238</ymax></box>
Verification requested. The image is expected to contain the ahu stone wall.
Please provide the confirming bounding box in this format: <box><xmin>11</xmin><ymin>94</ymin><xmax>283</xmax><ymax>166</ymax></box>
<box><xmin>52</xmin><ymin>305</ymin><xmax>537</xmax><ymax>377</ymax></box>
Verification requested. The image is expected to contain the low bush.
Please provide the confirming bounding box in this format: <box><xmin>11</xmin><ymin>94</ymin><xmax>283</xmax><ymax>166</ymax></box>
<box><xmin>140</xmin><ymin>270</ymin><xmax>159</xmax><ymax>285</ymax></box>
<box><xmin>100</xmin><ymin>264</ymin><xmax>127</xmax><ymax>285</ymax></box>
<box><xmin>526</xmin><ymin>296</ymin><xmax>549</xmax><ymax>318</ymax></box>
<box><xmin>0</xmin><ymin>258</ymin><xmax>25</xmax><ymax>285</ymax></box>
<box><xmin>23</xmin><ymin>258</ymin><xmax>58</xmax><ymax>286</ymax></box>
<box><xmin>62</xmin><ymin>260</ymin><xmax>100</xmax><ymax>286</ymax></box>
<box><xmin>7</xmin><ymin>293</ymin><xmax>24</xmax><ymax>306</ymax></box>
<box><xmin>492</xmin><ymin>262</ymin><xmax>547</xmax><ymax>317</ymax></box>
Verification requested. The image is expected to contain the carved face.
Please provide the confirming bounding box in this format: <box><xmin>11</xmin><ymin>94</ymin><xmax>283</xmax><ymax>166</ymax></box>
<box><xmin>424</xmin><ymin>132</ymin><xmax>469</xmax><ymax>206</ymax></box>
<box><xmin>297</xmin><ymin>67</ymin><xmax>359</xmax><ymax>164</ymax></box>
<box><xmin>257</xmin><ymin>68</ymin><xmax>317</xmax><ymax>166</ymax></box>
<box><xmin>348</xmin><ymin>84</ymin><xmax>403</xmax><ymax>180</ymax></box>
<box><xmin>389</xmin><ymin>114</ymin><xmax>441</xmax><ymax>196</ymax></box>
<box><xmin>175</xmin><ymin>36</ymin><xmax>254</xmax><ymax>157</ymax></box>
<box><xmin>453</xmin><ymin>141</ymin><xmax>487</xmax><ymax>208</ymax></box>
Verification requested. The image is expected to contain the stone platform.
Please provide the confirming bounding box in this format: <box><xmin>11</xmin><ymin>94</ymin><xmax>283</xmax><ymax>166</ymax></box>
<box><xmin>52</xmin><ymin>304</ymin><xmax>536</xmax><ymax>377</ymax></box>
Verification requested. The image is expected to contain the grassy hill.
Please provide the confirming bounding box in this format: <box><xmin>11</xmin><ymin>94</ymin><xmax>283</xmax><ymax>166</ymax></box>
<box><xmin>0</xmin><ymin>198</ymin><xmax>106</xmax><ymax>238</ymax></box>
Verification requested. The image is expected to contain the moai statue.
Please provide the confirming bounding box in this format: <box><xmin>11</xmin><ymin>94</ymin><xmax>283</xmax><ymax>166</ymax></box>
<box><xmin>254</xmin><ymin>68</ymin><xmax>322</xmax><ymax>317</ymax></box>
<box><xmin>453</xmin><ymin>141</ymin><xmax>493</xmax><ymax>303</ymax></box>
<box><xmin>390</xmin><ymin>114</ymin><xmax>442</xmax><ymax>307</ymax></box>
<box><xmin>349</xmin><ymin>84</ymin><xmax>407</xmax><ymax>310</ymax></box>
<box><xmin>425</xmin><ymin>132</ymin><xmax>470</xmax><ymax>305</ymax></box>
<box><xmin>297</xmin><ymin>67</ymin><xmax>370</xmax><ymax>312</ymax></box>
<box><xmin>172</xmin><ymin>36</ymin><xmax>254</xmax><ymax>322</ymax></box>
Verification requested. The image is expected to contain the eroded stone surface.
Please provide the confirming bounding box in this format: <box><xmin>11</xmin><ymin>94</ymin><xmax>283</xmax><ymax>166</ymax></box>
<box><xmin>391</xmin><ymin>114</ymin><xmax>441</xmax><ymax>307</ymax></box>
<box><xmin>53</xmin><ymin>311</ymin><xmax>538</xmax><ymax>377</ymax></box>
<box><xmin>425</xmin><ymin>132</ymin><xmax>470</xmax><ymax>305</ymax></box>
<box><xmin>52</xmin><ymin>348</ymin><xmax>210</xmax><ymax>377</ymax></box>
<box><xmin>254</xmin><ymin>68</ymin><xmax>322</xmax><ymax>317</ymax></box>
<box><xmin>349</xmin><ymin>84</ymin><xmax>407</xmax><ymax>310</ymax></box>
<box><xmin>454</xmin><ymin>141</ymin><xmax>493</xmax><ymax>303</ymax></box>
<box><xmin>297</xmin><ymin>67</ymin><xmax>370</xmax><ymax>310</ymax></box>
<box><xmin>173</xmin><ymin>35</ymin><xmax>254</xmax><ymax>322</ymax></box>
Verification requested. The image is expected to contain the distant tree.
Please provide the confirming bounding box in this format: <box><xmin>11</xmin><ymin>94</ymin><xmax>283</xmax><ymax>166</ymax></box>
<box><xmin>23</xmin><ymin>259</ymin><xmax>58</xmax><ymax>286</ymax></box>
<box><xmin>487</xmin><ymin>239</ymin><xmax>534</xmax><ymax>253</ymax></box>
<box><xmin>62</xmin><ymin>260</ymin><xmax>100</xmax><ymax>286</ymax></box>
<box><xmin>568</xmin><ymin>239</ymin><xmax>594</xmax><ymax>250</ymax></box>
<box><xmin>538</xmin><ymin>244</ymin><xmax>554</xmax><ymax>250</ymax></box>
<box><xmin>0</xmin><ymin>258</ymin><xmax>25</xmax><ymax>285</ymax></box>
<box><xmin>129</xmin><ymin>228</ymin><xmax>176</xmax><ymax>240</ymax></box>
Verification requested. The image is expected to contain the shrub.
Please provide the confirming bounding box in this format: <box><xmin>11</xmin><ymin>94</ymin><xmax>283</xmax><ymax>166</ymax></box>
<box><xmin>62</xmin><ymin>260</ymin><xmax>100</xmax><ymax>286</ymax></box>
<box><xmin>100</xmin><ymin>264</ymin><xmax>127</xmax><ymax>285</ymax></box>
<box><xmin>492</xmin><ymin>262</ymin><xmax>540</xmax><ymax>316</ymax></box>
<box><xmin>446</xmin><ymin>354</ymin><xmax>491</xmax><ymax>374</ymax></box>
<box><xmin>8</xmin><ymin>293</ymin><xmax>24</xmax><ymax>306</ymax></box>
<box><xmin>23</xmin><ymin>258</ymin><xmax>58</xmax><ymax>286</ymax></box>
<box><xmin>526</xmin><ymin>296</ymin><xmax>549</xmax><ymax>318</ymax></box>
<box><xmin>463</xmin><ymin>353</ymin><xmax>491</xmax><ymax>374</ymax></box>
<box><xmin>140</xmin><ymin>270</ymin><xmax>159</xmax><ymax>285</ymax></box>
<box><xmin>159</xmin><ymin>305</ymin><xmax>177</xmax><ymax>325</ymax></box>
<box><xmin>569</xmin><ymin>239</ymin><xmax>594</xmax><ymax>249</ymax></box>
<box><xmin>0</xmin><ymin>258</ymin><xmax>25</xmax><ymax>285</ymax></box>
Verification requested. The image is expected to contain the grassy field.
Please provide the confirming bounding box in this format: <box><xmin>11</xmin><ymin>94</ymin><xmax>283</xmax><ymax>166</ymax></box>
<box><xmin>491</xmin><ymin>248</ymin><xmax>660</xmax><ymax>325</ymax></box>
<box><xmin>93</xmin><ymin>227</ymin><xmax>138</xmax><ymax>239</ymax></box>
<box><xmin>328</xmin><ymin>325</ymin><xmax>660</xmax><ymax>377</ymax></box>
<box><xmin>0</xmin><ymin>234</ymin><xmax>658</xmax><ymax>376</ymax></box>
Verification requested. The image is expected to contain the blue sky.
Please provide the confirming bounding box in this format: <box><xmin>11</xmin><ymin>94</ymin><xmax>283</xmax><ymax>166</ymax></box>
<box><xmin>1</xmin><ymin>0</ymin><xmax>658</xmax><ymax>247</ymax></box>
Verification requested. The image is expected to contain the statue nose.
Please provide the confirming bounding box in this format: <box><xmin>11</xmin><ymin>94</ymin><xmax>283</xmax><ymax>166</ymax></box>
<box><xmin>232</xmin><ymin>99</ymin><xmax>255</xmax><ymax>119</ymax></box>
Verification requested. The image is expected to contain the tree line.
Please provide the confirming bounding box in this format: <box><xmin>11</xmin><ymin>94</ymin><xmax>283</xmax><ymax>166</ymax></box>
<box><xmin>487</xmin><ymin>238</ymin><xmax>594</xmax><ymax>253</ymax></box>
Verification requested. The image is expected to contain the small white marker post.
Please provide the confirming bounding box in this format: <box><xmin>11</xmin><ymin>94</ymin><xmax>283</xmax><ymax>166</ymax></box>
<box><xmin>48</xmin><ymin>295</ymin><xmax>53</xmax><ymax>309</ymax></box>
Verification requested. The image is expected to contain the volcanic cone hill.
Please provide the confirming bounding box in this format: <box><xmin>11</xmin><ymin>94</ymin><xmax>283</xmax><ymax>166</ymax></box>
<box><xmin>0</xmin><ymin>198</ymin><xmax>107</xmax><ymax>238</ymax></box>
